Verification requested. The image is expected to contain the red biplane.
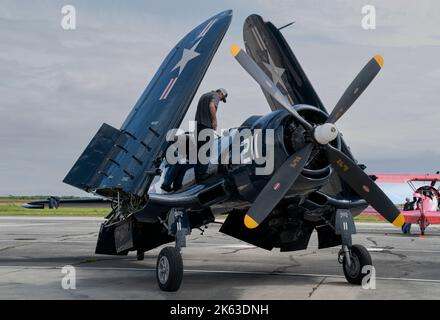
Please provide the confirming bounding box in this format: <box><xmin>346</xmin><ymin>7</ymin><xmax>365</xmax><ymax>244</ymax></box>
<box><xmin>363</xmin><ymin>174</ymin><xmax>440</xmax><ymax>235</ymax></box>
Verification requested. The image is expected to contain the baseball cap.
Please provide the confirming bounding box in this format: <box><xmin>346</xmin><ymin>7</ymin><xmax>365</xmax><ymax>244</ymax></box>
<box><xmin>217</xmin><ymin>88</ymin><xmax>228</xmax><ymax>103</ymax></box>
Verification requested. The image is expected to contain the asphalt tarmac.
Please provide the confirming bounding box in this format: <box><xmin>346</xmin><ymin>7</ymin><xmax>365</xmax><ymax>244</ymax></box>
<box><xmin>1</xmin><ymin>216</ymin><xmax>440</xmax><ymax>299</ymax></box>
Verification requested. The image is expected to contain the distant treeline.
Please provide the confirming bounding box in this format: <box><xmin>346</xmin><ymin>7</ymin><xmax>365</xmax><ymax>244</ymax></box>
<box><xmin>0</xmin><ymin>196</ymin><xmax>81</xmax><ymax>200</ymax></box>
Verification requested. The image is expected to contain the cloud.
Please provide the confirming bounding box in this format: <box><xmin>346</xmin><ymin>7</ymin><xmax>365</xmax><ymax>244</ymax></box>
<box><xmin>239</xmin><ymin>0</ymin><xmax>440</xmax><ymax>47</ymax></box>
<box><xmin>0</xmin><ymin>1</ymin><xmax>439</xmax><ymax>201</ymax></box>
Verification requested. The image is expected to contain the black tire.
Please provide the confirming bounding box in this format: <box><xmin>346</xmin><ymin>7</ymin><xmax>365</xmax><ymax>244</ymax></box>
<box><xmin>343</xmin><ymin>244</ymin><xmax>372</xmax><ymax>285</ymax></box>
<box><xmin>156</xmin><ymin>247</ymin><xmax>183</xmax><ymax>292</ymax></box>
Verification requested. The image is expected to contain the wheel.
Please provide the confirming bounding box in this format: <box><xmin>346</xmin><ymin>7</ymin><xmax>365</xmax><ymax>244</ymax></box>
<box><xmin>156</xmin><ymin>246</ymin><xmax>183</xmax><ymax>292</ymax></box>
<box><xmin>421</xmin><ymin>229</ymin><xmax>425</xmax><ymax>236</ymax></box>
<box><xmin>342</xmin><ymin>244</ymin><xmax>372</xmax><ymax>285</ymax></box>
<box><xmin>136</xmin><ymin>250</ymin><xmax>145</xmax><ymax>261</ymax></box>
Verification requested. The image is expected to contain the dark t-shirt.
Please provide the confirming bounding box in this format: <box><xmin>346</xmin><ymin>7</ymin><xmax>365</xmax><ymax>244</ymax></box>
<box><xmin>403</xmin><ymin>201</ymin><xmax>415</xmax><ymax>211</ymax></box>
<box><xmin>195</xmin><ymin>91</ymin><xmax>219</xmax><ymax>128</ymax></box>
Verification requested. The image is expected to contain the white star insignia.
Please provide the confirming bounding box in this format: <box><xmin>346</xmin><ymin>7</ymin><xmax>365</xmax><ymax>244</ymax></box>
<box><xmin>172</xmin><ymin>39</ymin><xmax>201</xmax><ymax>76</ymax></box>
<box><xmin>263</xmin><ymin>54</ymin><xmax>286</xmax><ymax>88</ymax></box>
<box><xmin>263</xmin><ymin>54</ymin><xmax>293</xmax><ymax>103</ymax></box>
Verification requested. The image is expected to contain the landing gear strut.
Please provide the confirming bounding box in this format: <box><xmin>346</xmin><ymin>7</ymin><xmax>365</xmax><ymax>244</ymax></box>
<box><xmin>156</xmin><ymin>246</ymin><xmax>183</xmax><ymax>291</ymax></box>
<box><xmin>336</xmin><ymin>210</ymin><xmax>372</xmax><ymax>284</ymax></box>
<box><xmin>419</xmin><ymin>218</ymin><xmax>426</xmax><ymax>236</ymax></box>
<box><xmin>156</xmin><ymin>208</ymin><xmax>190</xmax><ymax>292</ymax></box>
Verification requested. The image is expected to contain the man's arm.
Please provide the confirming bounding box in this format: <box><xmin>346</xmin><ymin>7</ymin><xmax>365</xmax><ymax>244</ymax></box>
<box><xmin>209</xmin><ymin>102</ymin><xmax>217</xmax><ymax>130</ymax></box>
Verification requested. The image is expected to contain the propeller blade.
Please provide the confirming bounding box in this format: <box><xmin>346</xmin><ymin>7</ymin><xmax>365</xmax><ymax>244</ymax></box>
<box><xmin>324</xmin><ymin>145</ymin><xmax>404</xmax><ymax>227</ymax></box>
<box><xmin>230</xmin><ymin>44</ymin><xmax>312</xmax><ymax>130</ymax></box>
<box><xmin>326</xmin><ymin>55</ymin><xmax>384</xmax><ymax>124</ymax></box>
<box><xmin>244</xmin><ymin>144</ymin><xmax>314</xmax><ymax>229</ymax></box>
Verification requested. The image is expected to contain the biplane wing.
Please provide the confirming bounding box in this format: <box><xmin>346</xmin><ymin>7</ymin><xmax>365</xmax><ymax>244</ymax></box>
<box><xmin>362</xmin><ymin>207</ymin><xmax>440</xmax><ymax>225</ymax></box>
<box><xmin>400</xmin><ymin>210</ymin><xmax>440</xmax><ymax>224</ymax></box>
<box><xmin>373</xmin><ymin>174</ymin><xmax>440</xmax><ymax>183</ymax></box>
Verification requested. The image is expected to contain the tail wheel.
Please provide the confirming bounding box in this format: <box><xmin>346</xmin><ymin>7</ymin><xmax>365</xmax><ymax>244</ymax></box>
<box><xmin>343</xmin><ymin>244</ymin><xmax>372</xmax><ymax>285</ymax></box>
<box><xmin>156</xmin><ymin>247</ymin><xmax>183</xmax><ymax>292</ymax></box>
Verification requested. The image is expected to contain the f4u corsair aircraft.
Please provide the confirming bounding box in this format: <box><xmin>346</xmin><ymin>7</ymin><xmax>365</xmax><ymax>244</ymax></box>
<box><xmin>25</xmin><ymin>10</ymin><xmax>404</xmax><ymax>291</ymax></box>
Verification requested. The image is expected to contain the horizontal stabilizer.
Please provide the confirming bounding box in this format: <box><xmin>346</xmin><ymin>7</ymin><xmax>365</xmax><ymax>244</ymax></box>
<box><xmin>22</xmin><ymin>197</ymin><xmax>111</xmax><ymax>209</ymax></box>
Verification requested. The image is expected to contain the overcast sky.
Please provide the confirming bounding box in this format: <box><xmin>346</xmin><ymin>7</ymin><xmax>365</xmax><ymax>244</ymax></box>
<box><xmin>0</xmin><ymin>0</ymin><xmax>439</xmax><ymax>202</ymax></box>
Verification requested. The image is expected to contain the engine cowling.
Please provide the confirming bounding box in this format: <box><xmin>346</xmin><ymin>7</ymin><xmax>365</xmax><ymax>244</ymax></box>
<box><xmin>231</xmin><ymin>105</ymin><xmax>340</xmax><ymax>202</ymax></box>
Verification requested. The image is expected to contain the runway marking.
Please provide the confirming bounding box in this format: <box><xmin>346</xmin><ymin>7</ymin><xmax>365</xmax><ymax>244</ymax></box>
<box><xmin>367</xmin><ymin>248</ymin><xmax>384</xmax><ymax>252</ymax></box>
<box><xmin>0</xmin><ymin>217</ymin><xmax>104</xmax><ymax>221</ymax></box>
<box><xmin>2</xmin><ymin>239</ymin><xmax>440</xmax><ymax>254</ymax></box>
<box><xmin>0</xmin><ymin>239</ymin><xmax>97</xmax><ymax>243</ymax></box>
<box><xmin>1</xmin><ymin>265</ymin><xmax>440</xmax><ymax>284</ymax></box>
<box><xmin>0</xmin><ymin>240</ymin><xmax>253</xmax><ymax>245</ymax></box>
<box><xmin>368</xmin><ymin>247</ymin><xmax>440</xmax><ymax>254</ymax></box>
<box><xmin>358</xmin><ymin>232</ymin><xmax>440</xmax><ymax>237</ymax></box>
<box><xmin>218</xmin><ymin>245</ymin><xmax>256</xmax><ymax>249</ymax></box>
<box><xmin>0</xmin><ymin>223</ymin><xmax>61</xmax><ymax>227</ymax></box>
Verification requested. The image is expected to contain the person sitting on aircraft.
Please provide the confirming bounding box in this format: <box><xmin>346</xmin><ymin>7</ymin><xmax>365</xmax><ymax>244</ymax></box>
<box><xmin>403</xmin><ymin>197</ymin><xmax>414</xmax><ymax>211</ymax></box>
<box><xmin>194</xmin><ymin>88</ymin><xmax>228</xmax><ymax>182</ymax></box>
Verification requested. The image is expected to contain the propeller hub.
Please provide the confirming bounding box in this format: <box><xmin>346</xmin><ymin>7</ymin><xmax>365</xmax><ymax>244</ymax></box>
<box><xmin>314</xmin><ymin>123</ymin><xmax>339</xmax><ymax>145</ymax></box>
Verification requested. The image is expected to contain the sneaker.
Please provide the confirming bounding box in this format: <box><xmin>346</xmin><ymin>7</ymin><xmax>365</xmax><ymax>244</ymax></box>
<box><xmin>196</xmin><ymin>173</ymin><xmax>209</xmax><ymax>183</ymax></box>
<box><xmin>161</xmin><ymin>184</ymin><xmax>173</xmax><ymax>192</ymax></box>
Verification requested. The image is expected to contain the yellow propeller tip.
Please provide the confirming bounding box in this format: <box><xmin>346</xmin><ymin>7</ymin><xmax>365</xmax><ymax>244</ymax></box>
<box><xmin>374</xmin><ymin>54</ymin><xmax>384</xmax><ymax>68</ymax></box>
<box><xmin>244</xmin><ymin>214</ymin><xmax>259</xmax><ymax>229</ymax></box>
<box><xmin>392</xmin><ymin>213</ymin><xmax>405</xmax><ymax>228</ymax></box>
<box><xmin>230</xmin><ymin>44</ymin><xmax>241</xmax><ymax>57</ymax></box>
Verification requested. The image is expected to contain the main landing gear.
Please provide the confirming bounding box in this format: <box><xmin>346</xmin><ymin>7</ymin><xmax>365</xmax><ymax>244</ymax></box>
<box><xmin>335</xmin><ymin>210</ymin><xmax>372</xmax><ymax>284</ymax></box>
<box><xmin>156</xmin><ymin>208</ymin><xmax>190</xmax><ymax>292</ymax></box>
<box><xmin>154</xmin><ymin>209</ymin><xmax>373</xmax><ymax>289</ymax></box>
